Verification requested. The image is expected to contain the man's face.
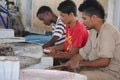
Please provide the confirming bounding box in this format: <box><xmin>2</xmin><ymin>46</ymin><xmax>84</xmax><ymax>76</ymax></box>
<box><xmin>81</xmin><ymin>12</ymin><xmax>94</xmax><ymax>30</ymax></box>
<box><xmin>37</xmin><ymin>12</ymin><xmax>52</xmax><ymax>25</ymax></box>
<box><xmin>59</xmin><ymin>12</ymin><xmax>71</xmax><ymax>24</ymax></box>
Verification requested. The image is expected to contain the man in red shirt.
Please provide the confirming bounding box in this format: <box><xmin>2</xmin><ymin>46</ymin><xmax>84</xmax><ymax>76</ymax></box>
<box><xmin>65</xmin><ymin>20</ymin><xmax>88</xmax><ymax>52</ymax></box>
<box><xmin>45</xmin><ymin>0</ymin><xmax>89</xmax><ymax>65</ymax></box>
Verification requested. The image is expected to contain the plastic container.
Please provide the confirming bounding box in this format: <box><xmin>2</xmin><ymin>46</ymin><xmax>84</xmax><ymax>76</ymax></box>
<box><xmin>0</xmin><ymin>56</ymin><xmax>20</xmax><ymax>80</ymax></box>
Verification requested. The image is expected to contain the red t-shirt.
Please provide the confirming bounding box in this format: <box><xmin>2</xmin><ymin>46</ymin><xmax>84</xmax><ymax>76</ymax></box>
<box><xmin>64</xmin><ymin>20</ymin><xmax>89</xmax><ymax>52</ymax></box>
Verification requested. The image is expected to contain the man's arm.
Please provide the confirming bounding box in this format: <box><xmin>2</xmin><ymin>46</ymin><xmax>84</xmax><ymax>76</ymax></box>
<box><xmin>44</xmin><ymin>43</ymin><xmax>64</xmax><ymax>52</ymax></box>
<box><xmin>65</xmin><ymin>54</ymin><xmax>110</xmax><ymax>70</ymax></box>
<box><xmin>64</xmin><ymin>54</ymin><xmax>84</xmax><ymax>70</ymax></box>
<box><xmin>42</xmin><ymin>36</ymin><xmax>59</xmax><ymax>48</ymax></box>
<box><xmin>79</xmin><ymin>58</ymin><xmax>110</xmax><ymax>68</ymax></box>
<box><xmin>46</xmin><ymin>47</ymin><xmax>79</xmax><ymax>59</ymax></box>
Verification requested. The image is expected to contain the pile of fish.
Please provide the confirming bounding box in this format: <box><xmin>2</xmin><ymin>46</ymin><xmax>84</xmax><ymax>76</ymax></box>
<box><xmin>0</xmin><ymin>43</ymin><xmax>42</xmax><ymax>69</ymax></box>
<box><xmin>0</xmin><ymin>44</ymin><xmax>14</xmax><ymax>56</ymax></box>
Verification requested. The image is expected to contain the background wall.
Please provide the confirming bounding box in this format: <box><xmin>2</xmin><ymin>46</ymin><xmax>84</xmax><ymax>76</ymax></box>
<box><xmin>19</xmin><ymin>0</ymin><xmax>108</xmax><ymax>32</ymax></box>
<box><xmin>31</xmin><ymin>0</ymin><xmax>84</xmax><ymax>32</ymax></box>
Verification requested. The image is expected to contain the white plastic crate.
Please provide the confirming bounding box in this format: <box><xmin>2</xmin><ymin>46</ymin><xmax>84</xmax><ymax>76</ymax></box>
<box><xmin>0</xmin><ymin>56</ymin><xmax>20</xmax><ymax>80</ymax></box>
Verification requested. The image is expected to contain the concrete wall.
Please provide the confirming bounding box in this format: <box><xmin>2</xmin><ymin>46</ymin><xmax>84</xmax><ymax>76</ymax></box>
<box><xmin>31</xmin><ymin>0</ymin><xmax>84</xmax><ymax>31</ymax></box>
<box><xmin>19</xmin><ymin>0</ymin><xmax>107</xmax><ymax>32</ymax></box>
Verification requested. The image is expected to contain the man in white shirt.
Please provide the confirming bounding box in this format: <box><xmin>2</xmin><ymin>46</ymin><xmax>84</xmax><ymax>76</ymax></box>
<box><xmin>36</xmin><ymin>6</ymin><xmax>66</xmax><ymax>48</ymax></box>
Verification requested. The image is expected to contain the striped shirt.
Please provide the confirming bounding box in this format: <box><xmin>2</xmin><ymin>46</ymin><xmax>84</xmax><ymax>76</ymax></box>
<box><xmin>52</xmin><ymin>17</ymin><xmax>66</xmax><ymax>45</ymax></box>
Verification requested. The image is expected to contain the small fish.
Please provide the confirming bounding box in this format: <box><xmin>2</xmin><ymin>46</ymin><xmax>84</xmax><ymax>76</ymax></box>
<box><xmin>0</xmin><ymin>47</ymin><xmax>14</xmax><ymax>56</ymax></box>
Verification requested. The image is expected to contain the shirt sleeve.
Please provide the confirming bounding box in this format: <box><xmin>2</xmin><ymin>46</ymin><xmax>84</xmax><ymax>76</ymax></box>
<box><xmin>79</xmin><ymin>36</ymin><xmax>92</xmax><ymax>60</ymax></box>
<box><xmin>53</xmin><ymin>23</ymin><xmax>65</xmax><ymax>38</ymax></box>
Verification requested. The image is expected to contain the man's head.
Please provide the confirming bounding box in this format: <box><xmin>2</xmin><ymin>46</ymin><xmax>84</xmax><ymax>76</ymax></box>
<box><xmin>78</xmin><ymin>0</ymin><xmax>105</xmax><ymax>30</ymax></box>
<box><xmin>57</xmin><ymin>0</ymin><xmax>77</xmax><ymax>24</ymax></box>
<box><xmin>36</xmin><ymin>6</ymin><xmax>53</xmax><ymax>25</ymax></box>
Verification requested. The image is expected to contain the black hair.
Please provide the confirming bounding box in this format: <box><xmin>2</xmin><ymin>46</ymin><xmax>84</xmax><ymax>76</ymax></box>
<box><xmin>78</xmin><ymin>0</ymin><xmax>105</xmax><ymax>19</ymax></box>
<box><xmin>57</xmin><ymin>0</ymin><xmax>77</xmax><ymax>16</ymax></box>
<box><xmin>36</xmin><ymin>6</ymin><xmax>53</xmax><ymax>17</ymax></box>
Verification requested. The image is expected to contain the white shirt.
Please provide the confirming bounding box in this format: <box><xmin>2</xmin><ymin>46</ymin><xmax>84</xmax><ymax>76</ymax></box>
<box><xmin>52</xmin><ymin>17</ymin><xmax>66</xmax><ymax>45</ymax></box>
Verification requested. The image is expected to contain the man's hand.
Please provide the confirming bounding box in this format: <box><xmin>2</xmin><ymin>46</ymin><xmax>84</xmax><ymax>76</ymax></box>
<box><xmin>42</xmin><ymin>36</ymin><xmax>59</xmax><ymax>49</ymax></box>
<box><xmin>43</xmin><ymin>47</ymin><xmax>56</xmax><ymax>53</ymax></box>
<box><xmin>65</xmin><ymin>60</ymin><xmax>80</xmax><ymax>71</ymax></box>
<box><xmin>64</xmin><ymin>54</ymin><xmax>84</xmax><ymax>71</ymax></box>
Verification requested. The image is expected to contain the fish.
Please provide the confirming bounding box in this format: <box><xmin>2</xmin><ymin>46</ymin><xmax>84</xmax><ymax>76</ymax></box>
<box><xmin>0</xmin><ymin>47</ymin><xmax>14</xmax><ymax>56</ymax></box>
<box><xmin>0</xmin><ymin>43</ymin><xmax>41</xmax><ymax>69</ymax></box>
<box><xmin>17</xmin><ymin>56</ymin><xmax>41</xmax><ymax>69</ymax></box>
